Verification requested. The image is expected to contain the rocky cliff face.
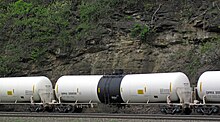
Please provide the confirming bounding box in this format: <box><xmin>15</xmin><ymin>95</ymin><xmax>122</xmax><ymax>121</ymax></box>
<box><xmin>0</xmin><ymin>0</ymin><xmax>220</xmax><ymax>85</ymax></box>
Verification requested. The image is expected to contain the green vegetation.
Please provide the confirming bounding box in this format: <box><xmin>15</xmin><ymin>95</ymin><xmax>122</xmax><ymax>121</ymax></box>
<box><xmin>79</xmin><ymin>1</ymin><xmax>110</xmax><ymax>23</ymax></box>
<box><xmin>1</xmin><ymin>0</ymin><xmax>148</xmax><ymax>75</ymax></box>
<box><xmin>186</xmin><ymin>38</ymin><xmax>220</xmax><ymax>76</ymax></box>
<box><xmin>0</xmin><ymin>0</ymin><xmax>154</xmax><ymax>76</ymax></box>
<box><xmin>76</xmin><ymin>0</ymin><xmax>120</xmax><ymax>41</ymax></box>
<box><xmin>10</xmin><ymin>0</ymin><xmax>32</xmax><ymax>16</ymax></box>
<box><xmin>1</xmin><ymin>0</ymin><xmax>71</xmax><ymax>44</ymax></box>
<box><xmin>186</xmin><ymin>50</ymin><xmax>201</xmax><ymax>76</ymax></box>
<box><xmin>200</xmin><ymin>41</ymin><xmax>213</xmax><ymax>54</ymax></box>
<box><xmin>0</xmin><ymin>0</ymin><xmax>72</xmax><ymax>75</ymax></box>
<box><xmin>0</xmin><ymin>43</ymin><xmax>22</xmax><ymax>75</ymax></box>
<box><xmin>198</xmin><ymin>37</ymin><xmax>220</xmax><ymax>65</ymax></box>
<box><xmin>144</xmin><ymin>3</ymin><xmax>154</xmax><ymax>11</ymax></box>
<box><xmin>76</xmin><ymin>0</ymin><xmax>145</xmax><ymax>41</ymax></box>
<box><xmin>0</xmin><ymin>56</ymin><xmax>11</xmax><ymax>75</ymax></box>
<box><xmin>9</xmin><ymin>0</ymin><xmax>70</xmax><ymax>43</ymax></box>
<box><xmin>125</xmin><ymin>15</ymin><xmax>133</xmax><ymax>20</ymax></box>
<box><xmin>169</xmin><ymin>37</ymin><xmax>220</xmax><ymax>77</ymax></box>
<box><xmin>200</xmin><ymin>38</ymin><xmax>220</xmax><ymax>54</ymax></box>
<box><xmin>131</xmin><ymin>24</ymin><xmax>150</xmax><ymax>42</ymax></box>
<box><xmin>31</xmin><ymin>48</ymin><xmax>46</xmax><ymax>61</ymax></box>
<box><xmin>170</xmin><ymin>48</ymin><xmax>201</xmax><ymax>76</ymax></box>
<box><xmin>0</xmin><ymin>0</ymin><xmax>218</xmax><ymax>77</ymax></box>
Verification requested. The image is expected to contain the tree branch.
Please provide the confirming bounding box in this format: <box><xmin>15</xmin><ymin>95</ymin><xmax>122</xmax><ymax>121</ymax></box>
<box><xmin>214</xmin><ymin>2</ymin><xmax>220</xmax><ymax>11</ymax></box>
<box><xmin>150</xmin><ymin>4</ymin><xmax>162</xmax><ymax>26</ymax></box>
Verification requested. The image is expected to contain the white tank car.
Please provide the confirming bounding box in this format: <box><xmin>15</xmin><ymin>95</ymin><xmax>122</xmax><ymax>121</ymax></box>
<box><xmin>0</xmin><ymin>76</ymin><xmax>53</xmax><ymax>103</ymax></box>
<box><xmin>197</xmin><ymin>71</ymin><xmax>220</xmax><ymax>102</ymax></box>
<box><xmin>55</xmin><ymin>75</ymin><xmax>103</xmax><ymax>103</ymax></box>
<box><xmin>120</xmin><ymin>72</ymin><xmax>190</xmax><ymax>103</ymax></box>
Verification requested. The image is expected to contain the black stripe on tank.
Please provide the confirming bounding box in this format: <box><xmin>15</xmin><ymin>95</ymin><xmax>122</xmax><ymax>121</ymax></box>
<box><xmin>97</xmin><ymin>75</ymin><xmax>124</xmax><ymax>104</ymax></box>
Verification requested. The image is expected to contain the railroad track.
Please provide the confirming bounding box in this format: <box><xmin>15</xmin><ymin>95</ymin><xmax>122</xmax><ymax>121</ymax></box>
<box><xmin>0</xmin><ymin>112</ymin><xmax>220</xmax><ymax>121</ymax></box>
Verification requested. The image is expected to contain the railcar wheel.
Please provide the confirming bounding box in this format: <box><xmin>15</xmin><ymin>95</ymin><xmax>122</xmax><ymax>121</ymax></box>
<box><xmin>56</xmin><ymin>104</ymin><xmax>66</xmax><ymax>113</ymax></box>
<box><xmin>66</xmin><ymin>105</ymin><xmax>74</xmax><ymax>113</ymax></box>
<box><xmin>35</xmin><ymin>105</ymin><xmax>43</xmax><ymax>112</ymax></box>
<box><xmin>74</xmin><ymin>107</ymin><xmax>83</xmax><ymax>113</ymax></box>
<box><xmin>43</xmin><ymin>104</ymin><xmax>54</xmax><ymax>112</ymax></box>
<box><xmin>160</xmin><ymin>107</ymin><xmax>166</xmax><ymax>114</ymax></box>
<box><xmin>212</xmin><ymin>106</ymin><xmax>219</xmax><ymax>114</ymax></box>
<box><xmin>183</xmin><ymin>107</ymin><xmax>192</xmax><ymax>115</ymax></box>
<box><xmin>28</xmin><ymin>105</ymin><xmax>36</xmax><ymax>112</ymax></box>
<box><xmin>195</xmin><ymin>105</ymin><xmax>203</xmax><ymax>114</ymax></box>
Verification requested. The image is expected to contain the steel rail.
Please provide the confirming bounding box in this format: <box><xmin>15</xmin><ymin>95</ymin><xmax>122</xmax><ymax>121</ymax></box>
<box><xmin>0</xmin><ymin>112</ymin><xmax>220</xmax><ymax>121</ymax></box>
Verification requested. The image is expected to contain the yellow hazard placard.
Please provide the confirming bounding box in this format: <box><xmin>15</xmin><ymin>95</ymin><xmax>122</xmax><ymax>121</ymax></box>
<box><xmin>55</xmin><ymin>84</ymin><xmax>58</xmax><ymax>93</ymax></box>
<box><xmin>200</xmin><ymin>82</ymin><xmax>202</xmax><ymax>92</ymax></box>
<box><xmin>170</xmin><ymin>82</ymin><xmax>172</xmax><ymax>92</ymax></box>
<box><xmin>137</xmin><ymin>89</ymin><xmax>144</xmax><ymax>94</ymax></box>
<box><xmin>98</xmin><ymin>88</ymin><xmax>100</xmax><ymax>93</ymax></box>
<box><xmin>7</xmin><ymin>91</ymin><xmax>13</xmax><ymax>95</ymax></box>
<box><xmin>32</xmin><ymin>85</ymin><xmax>35</xmax><ymax>93</ymax></box>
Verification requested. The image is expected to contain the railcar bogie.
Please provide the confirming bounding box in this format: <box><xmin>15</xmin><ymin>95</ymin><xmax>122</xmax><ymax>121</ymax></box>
<box><xmin>160</xmin><ymin>105</ymin><xmax>183</xmax><ymax>114</ymax></box>
<box><xmin>194</xmin><ymin>105</ymin><xmax>219</xmax><ymax>115</ymax></box>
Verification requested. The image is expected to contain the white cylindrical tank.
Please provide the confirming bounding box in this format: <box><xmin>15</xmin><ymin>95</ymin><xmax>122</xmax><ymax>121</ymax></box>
<box><xmin>120</xmin><ymin>72</ymin><xmax>190</xmax><ymax>103</ymax></box>
<box><xmin>197</xmin><ymin>71</ymin><xmax>220</xmax><ymax>102</ymax></box>
<box><xmin>0</xmin><ymin>76</ymin><xmax>53</xmax><ymax>103</ymax></box>
<box><xmin>55</xmin><ymin>75</ymin><xmax>103</xmax><ymax>103</ymax></box>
